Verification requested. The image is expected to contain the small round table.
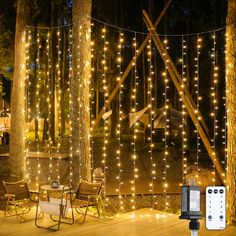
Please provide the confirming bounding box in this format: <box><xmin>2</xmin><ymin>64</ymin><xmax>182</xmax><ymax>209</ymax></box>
<box><xmin>35</xmin><ymin>184</ymin><xmax>74</xmax><ymax>231</ymax></box>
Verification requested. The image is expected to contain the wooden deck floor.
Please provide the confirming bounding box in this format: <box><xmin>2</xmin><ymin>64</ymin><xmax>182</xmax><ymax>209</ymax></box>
<box><xmin>0</xmin><ymin>208</ymin><xmax>235</xmax><ymax>236</ymax></box>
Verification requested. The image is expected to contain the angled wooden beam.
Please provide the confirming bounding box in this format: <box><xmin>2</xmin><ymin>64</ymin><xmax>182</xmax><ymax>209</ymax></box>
<box><xmin>91</xmin><ymin>0</ymin><xmax>172</xmax><ymax>132</ymax></box>
<box><xmin>142</xmin><ymin>10</ymin><xmax>225</xmax><ymax>183</ymax></box>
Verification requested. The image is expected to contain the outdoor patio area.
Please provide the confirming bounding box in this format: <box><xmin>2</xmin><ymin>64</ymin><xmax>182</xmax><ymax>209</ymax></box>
<box><xmin>0</xmin><ymin>208</ymin><xmax>236</xmax><ymax>236</ymax></box>
<box><xmin>1</xmin><ymin>1</ymin><xmax>236</xmax><ymax>235</ymax></box>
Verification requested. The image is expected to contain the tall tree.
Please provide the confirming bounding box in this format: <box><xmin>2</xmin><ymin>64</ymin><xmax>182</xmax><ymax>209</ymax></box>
<box><xmin>72</xmin><ymin>0</ymin><xmax>92</xmax><ymax>183</ymax></box>
<box><xmin>0</xmin><ymin>1</ymin><xmax>15</xmax><ymax>110</ymax></box>
<box><xmin>226</xmin><ymin>0</ymin><xmax>236</xmax><ymax>225</ymax></box>
<box><xmin>8</xmin><ymin>0</ymin><xmax>30</xmax><ymax>180</ymax></box>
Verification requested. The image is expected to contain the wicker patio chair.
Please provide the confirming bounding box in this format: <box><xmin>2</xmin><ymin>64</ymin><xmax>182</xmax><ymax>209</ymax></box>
<box><xmin>3</xmin><ymin>180</ymin><xmax>38</xmax><ymax>222</ymax></box>
<box><xmin>72</xmin><ymin>180</ymin><xmax>103</xmax><ymax>222</ymax></box>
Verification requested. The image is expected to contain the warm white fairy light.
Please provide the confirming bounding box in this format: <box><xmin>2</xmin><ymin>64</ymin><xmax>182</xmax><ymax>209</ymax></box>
<box><xmin>116</xmin><ymin>30</ymin><xmax>124</xmax><ymax>211</ymax></box>
<box><xmin>162</xmin><ymin>37</ymin><xmax>170</xmax><ymax>211</ymax></box>
<box><xmin>180</xmin><ymin>36</ymin><xmax>188</xmax><ymax>185</ymax></box>
<box><xmin>35</xmin><ymin>29</ymin><xmax>42</xmax><ymax>188</ymax></box>
<box><xmin>130</xmin><ymin>33</ymin><xmax>138</xmax><ymax>210</ymax></box>
<box><xmin>101</xmin><ymin>26</ymin><xmax>108</xmax><ymax>198</ymax></box>
<box><xmin>78</xmin><ymin>25</ymin><xmax>83</xmax><ymax>180</ymax></box>
<box><xmin>56</xmin><ymin>28</ymin><xmax>62</xmax><ymax>181</ymax></box>
<box><xmin>68</xmin><ymin>28</ymin><xmax>73</xmax><ymax>185</ymax></box>
<box><xmin>194</xmin><ymin>35</ymin><xmax>202</xmax><ymax>185</ymax></box>
<box><xmin>222</xmin><ymin>32</ymin><xmax>229</xmax><ymax>183</ymax></box>
<box><xmin>210</xmin><ymin>31</ymin><xmax>220</xmax><ymax>185</ymax></box>
<box><xmin>46</xmin><ymin>29</ymin><xmax>53</xmax><ymax>182</ymax></box>
<box><xmin>25</xmin><ymin>29</ymin><xmax>32</xmax><ymax>183</ymax></box>
<box><xmin>222</xmin><ymin>95</ymin><xmax>227</xmax><ymax>183</ymax></box>
<box><xmin>147</xmin><ymin>39</ymin><xmax>156</xmax><ymax>208</ymax></box>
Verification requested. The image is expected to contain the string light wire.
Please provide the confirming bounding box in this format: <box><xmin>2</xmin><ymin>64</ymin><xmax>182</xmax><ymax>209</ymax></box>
<box><xmin>116</xmin><ymin>30</ymin><xmax>124</xmax><ymax>211</ymax></box>
<box><xmin>25</xmin><ymin>29</ymin><xmax>32</xmax><ymax>184</ymax></box>
<box><xmin>180</xmin><ymin>36</ymin><xmax>188</xmax><ymax>185</ymax></box>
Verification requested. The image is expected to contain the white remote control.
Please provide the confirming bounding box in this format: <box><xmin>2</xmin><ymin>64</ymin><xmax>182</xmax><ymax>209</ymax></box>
<box><xmin>206</xmin><ymin>186</ymin><xmax>226</xmax><ymax>230</ymax></box>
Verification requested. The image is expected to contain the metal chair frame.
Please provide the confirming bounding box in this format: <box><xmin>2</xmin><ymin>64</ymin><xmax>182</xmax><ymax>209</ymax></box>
<box><xmin>72</xmin><ymin>180</ymin><xmax>103</xmax><ymax>222</ymax></box>
<box><xmin>3</xmin><ymin>180</ymin><xmax>38</xmax><ymax>222</ymax></box>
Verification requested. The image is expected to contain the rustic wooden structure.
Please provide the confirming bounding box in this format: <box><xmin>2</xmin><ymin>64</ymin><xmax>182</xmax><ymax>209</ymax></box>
<box><xmin>91</xmin><ymin>0</ymin><xmax>172</xmax><ymax>131</ymax></box>
<box><xmin>142</xmin><ymin>10</ymin><xmax>225</xmax><ymax>183</ymax></box>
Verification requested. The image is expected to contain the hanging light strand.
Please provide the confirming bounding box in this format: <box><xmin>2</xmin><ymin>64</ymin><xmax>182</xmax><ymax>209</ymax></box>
<box><xmin>25</xmin><ymin>29</ymin><xmax>32</xmax><ymax>184</ymax></box>
<box><xmin>116</xmin><ymin>30</ymin><xmax>124</xmax><ymax>211</ymax></box>
<box><xmin>194</xmin><ymin>35</ymin><xmax>202</xmax><ymax>185</ymax></box>
<box><xmin>46</xmin><ymin>29</ymin><xmax>53</xmax><ymax>182</ymax></box>
<box><xmin>68</xmin><ymin>27</ymin><xmax>73</xmax><ymax>185</ymax></box>
<box><xmin>130</xmin><ymin>33</ymin><xmax>138</xmax><ymax>211</ymax></box>
<box><xmin>162</xmin><ymin>37</ymin><xmax>169</xmax><ymax>211</ymax></box>
<box><xmin>180</xmin><ymin>36</ymin><xmax>188</xmax><ymax>185</ymax></box>
<box><xmin>101</xmin><ymin>26</ymin><xmax>108</xmax><ymax>199</ymax></box>
<box><xmin>56</xmin><ymin>28</ymin><xmax>62</xmax><ymax>181</ymax></box>
<box><xmin>222</xmin><ymin>32</ymin><xmax>229</xmax><ymax>183</ymax></box>
<box><xmin>90</xmin><ymin>22</ymin><xmax>95</xmax><ymax>179</ymax></box>
<box><xmin>210</xmin><ymin>31</ymin><xmax>219</xmax><ymax>185</ymax></box>
<box><xmin>78</xmin><ymin>25</ymin><xmax>83</xmax><ymax>180</ymax></box>
<box><xmin>35</xmin><ymin>29</ymin><xmax>42</xmax><ymax>188</ymax></box>
<box><xmin>147</xmin><ymin>38</ymin><xmax>155</xmax><ymax>208</ymax></box>
<box><xmin>222</xmin><ymin>93</ymin><xmax>227</xmax><ymax>183</ymax></box>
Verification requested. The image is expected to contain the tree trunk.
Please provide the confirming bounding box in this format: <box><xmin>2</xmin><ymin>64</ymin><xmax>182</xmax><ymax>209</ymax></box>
<box><xmin>226</xmin><ymin>0</ymin><xmax>236</xmax><ymax>225</ymax></box>
<box><xmin>72</xmin><ymin>0</ymin><xmax>92</xmax><ymax>183</ymax></box>
<box><xmin>8</xmin><ymin>0</ymin><xmax>30</xmax><ymax>181</ymax></box>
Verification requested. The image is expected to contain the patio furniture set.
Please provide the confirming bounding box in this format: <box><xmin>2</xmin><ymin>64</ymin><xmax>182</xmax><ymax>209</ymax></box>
<box><xmin>2</xmin><ymin>179</ymin><xmax>103</xmax><ymax>231</ymax></box>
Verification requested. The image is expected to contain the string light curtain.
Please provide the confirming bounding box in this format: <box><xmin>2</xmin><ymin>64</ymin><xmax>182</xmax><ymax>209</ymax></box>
<box><xmin>24</xmin><ymin>18</ymin><xmax>227</xmax><ymax>210</ymax></box>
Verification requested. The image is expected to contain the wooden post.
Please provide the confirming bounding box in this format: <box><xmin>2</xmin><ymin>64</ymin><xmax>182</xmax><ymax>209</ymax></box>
<box><xmin>142</xmin><ymin>10</ymin><xmax>225</xmax><ymax>184</ymax></box>
<box><xmin>92</xmin><ymin>0</ymin><xmax>172</xmax><ymax>132</ymax></box>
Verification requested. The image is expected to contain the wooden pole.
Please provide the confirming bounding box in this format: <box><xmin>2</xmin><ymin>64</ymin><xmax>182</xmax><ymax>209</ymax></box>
<box><xmin>142</xmin><ymin>10</ymin><xmax>225</xmax><ymax>183</ymax></box>
<box><xmin>92</xmin><ymin>0</ymin><xmax>172</xmax><ymax>132</ymax></box>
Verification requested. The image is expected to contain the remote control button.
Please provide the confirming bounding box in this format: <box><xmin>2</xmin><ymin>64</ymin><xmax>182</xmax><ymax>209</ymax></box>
<box><xmin>220</xmin><ymin>189</ymin><xmax>224</xmax><ymax>194</ymax></box>
<box><xmin>214</xmin><ymin>189</ymin><xmax>218</xmax><ymax>194</ymax></box>
<box><xmin>220</xmin><ymin>215</ymin><xmax>224</xmax><ymax>220</ymax></box>
<box><xmin>208</xmin><ymin>189</ymin><xmax>212</xmax><ymax>194</ymax></box>
<box><xmin>208</xmin><ymin>215</ymin><xmax>212</xmax><ymax>220</ymax></box>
